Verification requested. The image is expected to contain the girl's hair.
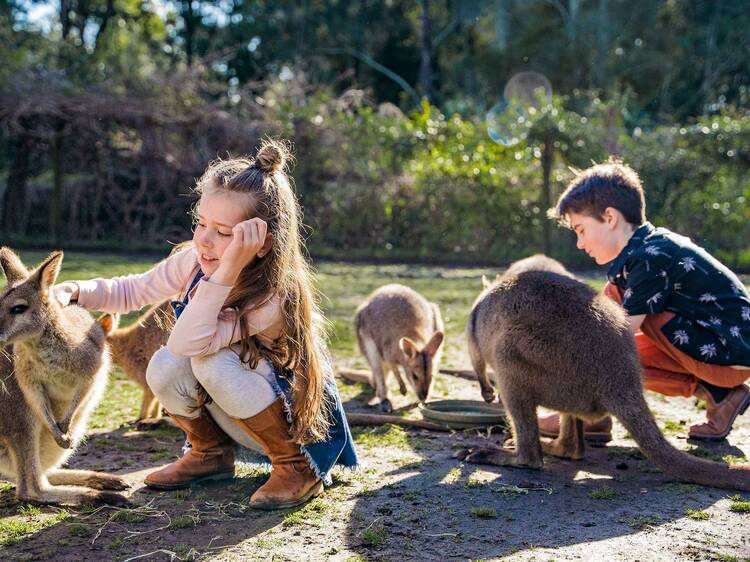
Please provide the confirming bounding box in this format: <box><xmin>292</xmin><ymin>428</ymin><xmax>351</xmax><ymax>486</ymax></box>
<box><xmin>193</xmin><ymin>139</ymin><xmax>331</xmax><ymax>444</ymax></box>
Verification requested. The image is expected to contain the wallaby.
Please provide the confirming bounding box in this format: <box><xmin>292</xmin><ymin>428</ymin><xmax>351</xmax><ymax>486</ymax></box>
<box><xmin>464</xmin><ymin>255</ymin><xmax>750</xmax><ymax>491</ymax></box>
<box><xmin>0</xmin><ymin>248</ymin><xmax>129</xmax><ymax>505</ymax></box>
<box><xmin>101</xmin><ymin>301</ymin><xmax>174</xmax><ymax>427</ymax></box>
<box><xmin>355</xmin><ymin>284</ymin><xmax>444</xmax><ymax>413</ymax></box>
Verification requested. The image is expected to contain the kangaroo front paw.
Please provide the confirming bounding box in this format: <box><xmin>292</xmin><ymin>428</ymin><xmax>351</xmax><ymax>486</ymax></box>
<box><xmin>481</xmin><ymin>388</ymin><xmax>496</xmax><ymax>403</ymax></box>
<box><xmin>379</xmin><ymin>398</ymin><xmax>393</xmax><ymax>414</ymax></box>
<box><xmin>55</xmin><ymin>433</ymin><xmax>72</xmax><ymax>449</ymax></box>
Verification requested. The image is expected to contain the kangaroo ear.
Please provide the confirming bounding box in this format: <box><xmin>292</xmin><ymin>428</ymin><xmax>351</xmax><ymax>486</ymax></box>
<box><xmin>31</xmin><ymin>251</ymin><xmax>64</xmax><ymax>292</ymax></box>
<box><xmin>481</xmin><ymin>274</ymin><xmax>491</xmax><ymax>289</ymax></box>
<box><xmin>495</xmin><ymin>273</ymin><xmax>502</xmax><ymax>282</ymax></box>
<box><xmin>423</xmin><ymin>331</ymin><xmax>444</xmax><ymax>356</ymax></box>
<box><xmin>0</xmin><ymin>247</ymin><xmax>30</xmax><ymax>285</ymax></box>
<box><xmin>399</xmin><ymin>337</ymin><xmax>419</xmax><ymax>360</ymax></box>
<box><xmin>99</xmin><ymin>313</ymin><xmax>119</xmax><ymax>336</ymax></box>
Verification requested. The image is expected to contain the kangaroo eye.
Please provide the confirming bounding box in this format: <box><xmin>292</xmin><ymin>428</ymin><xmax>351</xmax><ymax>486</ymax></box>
<box><xmin>10</xmin><ymin>304</ymin><xmax>28</xmax><ymax>314</ymax></box>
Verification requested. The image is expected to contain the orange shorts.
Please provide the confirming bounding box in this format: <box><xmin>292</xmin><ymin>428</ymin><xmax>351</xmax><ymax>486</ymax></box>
<box><xmin>604</xmin><ymin>283</ymin><xmax>749</xmax><ymax>397</ymax></box>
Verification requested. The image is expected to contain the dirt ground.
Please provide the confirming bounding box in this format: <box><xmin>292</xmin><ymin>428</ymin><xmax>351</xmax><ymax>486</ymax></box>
<box><xmin>1</xmin><ymin>368</ymin><xmax>748</xmax><ymax>562</ymax></box>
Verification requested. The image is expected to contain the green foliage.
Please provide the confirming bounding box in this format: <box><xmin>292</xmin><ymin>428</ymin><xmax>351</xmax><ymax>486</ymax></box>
<box><xmin>3</xmin><ymin>2</ymin><xmax>750</xmax><ymax>268</ymax></box>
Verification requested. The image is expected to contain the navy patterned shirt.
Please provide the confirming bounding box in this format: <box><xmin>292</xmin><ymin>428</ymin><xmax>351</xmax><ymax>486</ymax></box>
<box><xmin>607</xmin><ymin>222</ymin><xmax>750</xmax><ymax>367</ymax></box>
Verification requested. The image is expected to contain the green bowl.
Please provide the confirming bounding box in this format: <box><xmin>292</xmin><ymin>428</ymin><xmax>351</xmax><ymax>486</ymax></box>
<box><xmin>420</xmin><ymin>399</ymin><xmax>507</xmax><ymax>429</ymax></box>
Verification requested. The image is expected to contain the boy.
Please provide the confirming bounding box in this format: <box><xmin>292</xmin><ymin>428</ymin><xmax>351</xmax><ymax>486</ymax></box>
<box><xmin>539</xmin><ymin>158</ymin><xmax>750</xmax><ymax>441</ymax></box>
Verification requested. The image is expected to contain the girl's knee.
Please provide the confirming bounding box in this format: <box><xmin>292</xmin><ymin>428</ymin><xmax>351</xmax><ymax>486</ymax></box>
<box><xmin>190</xmin><ymin>352</ymin><xmax>230</xmax><ymax>390</ymax></box>
<box><xmin>146</xmin><ymin>347</ymin><xmax>191</xmax><ymax>394</ymax></box>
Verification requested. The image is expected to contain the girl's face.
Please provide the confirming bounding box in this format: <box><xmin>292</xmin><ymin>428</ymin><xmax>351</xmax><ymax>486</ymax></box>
<box><xmin>193</xmin><ymin>191</ymin><xmax>250</xmax><ymax>276</ymax></box>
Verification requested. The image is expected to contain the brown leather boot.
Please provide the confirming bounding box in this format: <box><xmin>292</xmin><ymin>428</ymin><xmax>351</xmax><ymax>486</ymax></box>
<box><xmin>144</xmin><ymin>410</ymin><xmax>235</xmax><ymax>490</ymax></box>
<box><xmin>538</xmin><ymin>413</ymin><xmax>613</xmax><ymax>443</ymax></box>
<box><xmin>232</xmin><ymin>398</ymin><xmax>323</xmax><ymax>510</ymax></box>
<box><xmin>689</xmin><ymin>383</ymin><xmax>750</xmax><ymax>441</ymax></box>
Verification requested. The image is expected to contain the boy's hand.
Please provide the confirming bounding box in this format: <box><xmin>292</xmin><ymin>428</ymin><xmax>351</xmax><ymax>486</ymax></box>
<box><xmin>52</xmin><ymin>282</ymin><xmax>80</xmax><ymax>306</ymax></box>
<box><xmin>212</xmin><ymin>218</ymin><xmax>269</xmax><ymax>284</ymax></box>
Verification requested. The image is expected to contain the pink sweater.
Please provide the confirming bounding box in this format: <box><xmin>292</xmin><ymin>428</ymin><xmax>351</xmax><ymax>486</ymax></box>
<box><xmin>76</xmin><ymin>246</ymin><xmax>283</xmax><ymax>356</ymax></box>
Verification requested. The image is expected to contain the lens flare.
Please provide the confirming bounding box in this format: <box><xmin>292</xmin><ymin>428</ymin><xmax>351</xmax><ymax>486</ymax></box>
<box><xmin>487</xmin><ymin>71</ymin><xmax>553</xmax><ymax>146</ymax></box>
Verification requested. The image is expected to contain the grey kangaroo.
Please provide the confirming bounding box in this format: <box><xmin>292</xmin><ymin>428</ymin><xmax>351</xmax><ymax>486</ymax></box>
<box><xmin>465</xmin><ymin>255</ymin><xmax>750</xmax><ymax>490</ymax></box>
<box><xmin>101</xmin><ymin>301</ymin><xmax>173</xmax><ymax>427</ymax></box>
<box><xmin>355</xmin><ymin>284</ymin><xmax>444</xmax><ymax>413</ymax></box>
<box><xmin>0</xmin><ymin>248</ymin><xmax>129</xmax><ymax>505</ymax></box>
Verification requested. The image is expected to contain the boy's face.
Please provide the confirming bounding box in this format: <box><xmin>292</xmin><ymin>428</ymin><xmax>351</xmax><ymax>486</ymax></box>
<box><xmin>568</xmin><ymin>211</ymin><xmax>624</xmax><ymax>265</ymax></box>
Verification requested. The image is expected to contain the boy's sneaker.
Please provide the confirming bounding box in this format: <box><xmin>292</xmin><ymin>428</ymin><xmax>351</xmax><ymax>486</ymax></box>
<box><xmin>689</xmin><ymin>383</ymin><xmax>750</xmax><ymax>441</ymax></box>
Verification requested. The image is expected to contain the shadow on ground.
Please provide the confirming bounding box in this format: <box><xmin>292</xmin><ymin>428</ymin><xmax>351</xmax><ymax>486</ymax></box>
<box><xmin>341</xmin><ymin>421</ymin><xmax>749</xmax><ymax>560</ymax></box>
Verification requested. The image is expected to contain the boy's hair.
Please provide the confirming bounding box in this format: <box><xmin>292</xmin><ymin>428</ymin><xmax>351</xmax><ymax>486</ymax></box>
<box><xmin>547</xmin><ymin>157</ymin><xmax>646</xmax><ymax>227</ymax></box>
<box><xmin>193</xmin><ymin>139</ymin><xmax>331</xmax><ymax>444</ymax></box>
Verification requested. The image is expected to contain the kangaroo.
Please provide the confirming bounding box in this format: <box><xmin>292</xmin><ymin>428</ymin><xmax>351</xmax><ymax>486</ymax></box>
<box><xmin>464</xmin><ymin>256</ymin><xmax>750</xmax><ymax>491</ymax></box>
<box><xmin>101</xmin><ymin>301</ymin><xmax>173</xmax><ymax>427</ymax></box>
<box><xmin>355</xmin><ymin>284</ymin><xmax>444</xmax><ymax>413</ymax></box>
<box><xmin>0</xmin><ymin>248</ymin><xmax>129</xmax><ymax>505</ymax></box>
<box><xmin>481</xmin><ymin>254</ymin><xmax>572</xmax><ymax>290</ymax></box>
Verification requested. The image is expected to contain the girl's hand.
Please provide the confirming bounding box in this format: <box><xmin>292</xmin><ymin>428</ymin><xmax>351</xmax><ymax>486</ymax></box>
<box><xmin>212</xmin><ymin>218</ymin><xmax>268</xmax><ymax>284</ymax></box>
<box><xmin>52</xmin><ymin>282</ymin><xmax>80</xmax><ymax>306</ymax></box>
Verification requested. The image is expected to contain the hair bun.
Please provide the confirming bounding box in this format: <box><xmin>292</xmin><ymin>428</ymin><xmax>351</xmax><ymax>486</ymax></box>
<box><xmin>254</xmin><ymin>139</ymin><xmax>289</xmax><ymax>174</ymax></box>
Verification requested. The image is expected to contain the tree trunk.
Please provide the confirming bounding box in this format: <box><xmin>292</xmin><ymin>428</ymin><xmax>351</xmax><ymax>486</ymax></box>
<box><xmin>419</xmin><ymin>0</ymin><xmax>434</xmax><ymax>102</ymax></box>
<box><xmin>541</xmin><ymin>132</ymin><xmax>554</xmax><ymax>255</ymax></box>
<box><xmin>2</xmin><ymin>132</ymin><xmax>33</xmax><ymax>237</ymax></box>
<box><xmin>91</xmin><ymin>141</ymin><xmax>106</xmax><ymax>240</ymax></box>
<box><xmin>183</xmin><ymin>0</ymin><xmax>196</xmax><ymax>67</ymax></box>
<box><xmin>50</xmin><ymin>123</ymin><xmax>64</xmax><ymax>243</ymax></box>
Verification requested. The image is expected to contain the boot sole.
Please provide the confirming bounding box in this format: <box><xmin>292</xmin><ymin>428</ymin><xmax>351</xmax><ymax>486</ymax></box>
<box><xmin>249</xmin><ymin>480</ymin><xmax>324</xmax><ymax>511</ymax></box>
<box><xmin>688</xmin><ymin>391</ymin><xmax>750</xmax><ymax>442</ymax></box>
<box><xmin>144</xmin><ymin>470</ymin><xmax>235</xmax><ymax>491</ymax></box>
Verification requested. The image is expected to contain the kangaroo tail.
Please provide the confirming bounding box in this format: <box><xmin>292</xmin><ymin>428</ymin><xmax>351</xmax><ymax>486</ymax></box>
<box><xmin>466</xmin><ymin>303</ymin><xmax>495</xmax><ymax>403</ymax></box>
<box><xmin>608</xmin><ymin>391</ymin><xmax>750</xmax><ymax>491</ymax></box>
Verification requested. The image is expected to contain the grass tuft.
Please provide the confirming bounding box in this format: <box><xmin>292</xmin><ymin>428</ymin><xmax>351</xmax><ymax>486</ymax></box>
<box><xmin>685</xmin><ymin>508</ymin><xmax>711</xmax><ymax>520</ymax></box>
<box><xmin>587</xmin><ymin>485</ymin><xmax>620</xmax><ymax>500</ymax></box>
<box><xmin>470</xmin><ymin>507</ymin><xmax>497</xmax><ymax>519</ymax></box>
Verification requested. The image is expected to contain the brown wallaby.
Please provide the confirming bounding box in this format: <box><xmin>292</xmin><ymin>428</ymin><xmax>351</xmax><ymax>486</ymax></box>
<box><xmin>0</xmin><ymin>248</ymin><xmax>129</xmax><ymax>505</ymax></box>
<box><xmin>464</xmin><ymin>255</ymin><xmax>750</xmax><ymax>491</ymax></box>
<box><xmin>101</xmin><ymin>301</ymin><xmax>174</xmax><ymax>427</ymax></box>
<box><xmin>355</xmin><ymin>284</ymin><xmax>444</xmax><ymax>413</ymax></box>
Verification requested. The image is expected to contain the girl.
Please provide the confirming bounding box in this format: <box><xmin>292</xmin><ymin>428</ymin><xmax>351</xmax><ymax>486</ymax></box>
<box><xmin>54</xmin><ymin>139</ymin><xmax>358</xmax><ymax>510</ymax></box>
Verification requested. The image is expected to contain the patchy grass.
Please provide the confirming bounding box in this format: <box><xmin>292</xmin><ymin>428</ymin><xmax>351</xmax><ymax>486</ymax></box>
<box><xmin>728</xmin><ymin>500</ymin><xmax>750</xmax><ymax>514</ymax></box>
<box><xmin>282</xmin><ymin>498</ymin><xmax>330</xmax><ymax>527</ymax></box>
<box><xmin>588</xmin><ymin>485</ymin><xmax>620</xmax><ymax>500</ymax></box>
<box><xmin>470</xmin><ymin>507</ymin><xmax>497</xmax><ymax>519</ymax></box>
<box><xmin>686</xmin><ymin>447</ymin><xmax>748</xmax><ymax>465</ymax></box>
<box><xmin>619</xmin><ymin>515</ymin><xmax>663</xmax><ymax>529</ymax></box>
<box><xmin>359</xmin><ymin>518</ymin><xmax>388</xmax><ymax>546</ymax></box>
<box><xmin>686</xmin><ymin>509</ymin><xmax>711</xmax><ymax>520</ymax></box>
<box><xmin>352</xmin><ymin>424</ymin><xmax>412</xmax><ymax>450</ymax></box>
<box><xmin>0</xmin><ymin>509</ymin><xmax>70</xmax><ymax>547</ymax></box>
<box><xmin>66</xmin><ymin>523</ymin><xmax>90</xmax><ymax>537</ymax></box>
<box><xmin>658</xmin><ymin>483</ymin><xmax>699</xmax><ymax>494</ymax></box>
<box><xmin>662</xmin><ymin>420</ymin><xmax>686</xmax><ymax>434</ymax></box>
<box><xmin>170</xmin><ymin>515</ymin><xmax>198</xmax><ymax>529</ymax></box>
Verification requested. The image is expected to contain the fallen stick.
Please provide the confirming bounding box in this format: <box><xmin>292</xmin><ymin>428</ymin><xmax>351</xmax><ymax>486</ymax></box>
<box><xmin>345</xmin><ymin>412</ymin><xmax>451</xmax><ymax>432</ymax></box>
<box><xmin>438</xmin><ymin>368</ymin><xmax>482</xmax><ymax>381</ymax></box>
<box><xmin>339</xmin><ymin>366</ymin><xmax>486</xmax><ymax>383</ymax></box>
<box><xmin>337</xmin><ymin>368</ymin><xmax>371</xmax><ymax>384</ymax></box>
